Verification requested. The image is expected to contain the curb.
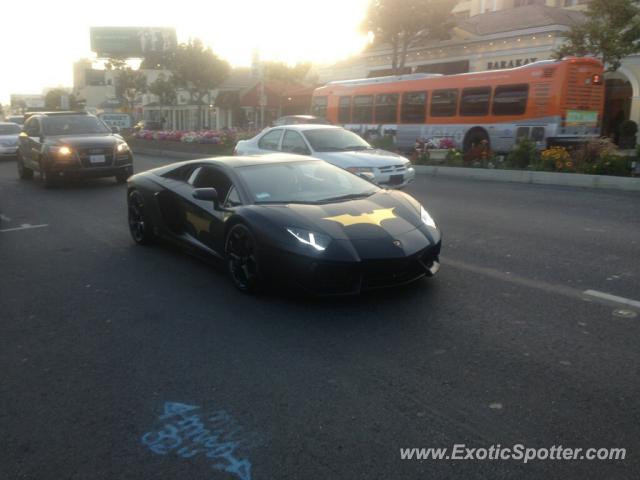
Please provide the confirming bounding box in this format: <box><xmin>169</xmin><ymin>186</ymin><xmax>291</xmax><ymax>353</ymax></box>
<box><xmin>413</xmin><ymin>165</ymin><xmax>640</xmax><ymax>192</ymax></box>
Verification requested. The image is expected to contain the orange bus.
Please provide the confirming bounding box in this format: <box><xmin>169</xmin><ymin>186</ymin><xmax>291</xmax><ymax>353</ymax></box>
<box><xmin>311</xmin><ymin>57</ymin><xmax>604</xmax><ymax>153</ymax></box>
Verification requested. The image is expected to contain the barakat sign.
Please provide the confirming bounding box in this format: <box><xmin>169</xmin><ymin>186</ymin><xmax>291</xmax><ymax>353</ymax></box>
<box><xmin>487</xmin><ymin>58</ymin><xmax>538</xmax><ymax>70</ymax></box>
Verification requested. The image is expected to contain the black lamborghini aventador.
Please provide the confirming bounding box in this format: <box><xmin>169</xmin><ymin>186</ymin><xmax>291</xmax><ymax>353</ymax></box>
<box><xmin>127</xmin><ymin>154</ymin><xmax>441</xmax><ymax>294</ymax></box>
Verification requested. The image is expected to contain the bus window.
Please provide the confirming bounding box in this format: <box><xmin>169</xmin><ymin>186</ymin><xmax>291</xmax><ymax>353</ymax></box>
<box><xmin>531</xmin><ymin>126</ymin><xmax>545</xmax><ymax>142</ymax></box>
<box><xmin>430</xmin><ymin>89</ymin><xmax>458</xmax><ymax>117</ymax></box>
<box><xmin>374</xmin><ymin>93</ymin><xmax>399</xmax><ymax>123</ymax></box>
<box><xmin>516</xmin><ymin>126</ymin><xmax>529</xmax><ymax>139</ymax></box>
<box><xmin>492</xmin><ymin>84</ymin><xmax>529</xmax><ymax>116</ymax></box>
<box><xmin>401</xmin><ymin>91</ymin><xmax>427</xmax><ymax>123</ymax></box>
<box><xmin>312</xmin><ymin>96</ymin><xmax>328</xmax><ymax>118</ymax></box>
<box><xmin>460</xmin><ymin>87</ymin><xmax>491</xmax><ymax>116</ymax></box>
<box><xmin>353</xmin><ymin>95</ymin><xmax>374</xmax><ymax>123</ymax></box>
<box><xmin>338</xmin><ymin>96</ymin><xmax>352</xmax><ymax>123</ymax></box>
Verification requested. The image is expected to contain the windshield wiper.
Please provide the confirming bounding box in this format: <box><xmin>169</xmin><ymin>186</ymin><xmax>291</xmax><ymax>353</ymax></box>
<box><xmin>317</xmin><ymin>191</ymin><xmax>375</xmax><ymax>203</ymax></box>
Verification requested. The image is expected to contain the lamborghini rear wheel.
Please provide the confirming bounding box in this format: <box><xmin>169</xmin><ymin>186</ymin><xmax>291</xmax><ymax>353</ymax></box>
<box><xmin>225</xmin><ymin>223</ymin><xmax>261</xmax><ymax>293</ymax></box>
<box><xmin>128</xmin><ymin>190</ymin><xmax>154</xmax><ymax>245</ymax></box>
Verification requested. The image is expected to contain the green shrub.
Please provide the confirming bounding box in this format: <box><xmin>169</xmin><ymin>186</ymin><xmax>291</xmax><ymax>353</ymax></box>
<box><xmin>506</xmin><ymin>137</ymin><xmax>538</xmax><ymax>169</ymax></box>
<box><xmin>619</xmin><ymin>120</ymin><xmax>638</xmax><ymax>137</ymax></box>
<box><xmin>588</xmin><ymin>154</ymin><xmax>630</xmax><ymax>176</ymax></box>
<box><xmin>444</xmin><ymin>149</ymin><xmax>463</xmax><ymax>166</ymax></box>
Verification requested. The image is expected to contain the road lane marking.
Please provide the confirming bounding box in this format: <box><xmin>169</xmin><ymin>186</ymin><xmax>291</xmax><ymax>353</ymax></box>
<box><xmin>0</xmin><ymin>223</ymin><xmax>49</xmax><ymax>233</ymax></box>
<box><xmin>442</xmin><ymin>257</ymin><xmax>639</xmax><ymax>312</ymax></box>
<box><xmin>0</xmin><ymin>214</ymin><xmax>11</xmax><ymax>222</ymax></box>
<box><xmin>583</xmin><ymin>290</ymin><xmax>640</xmax><ymax>310</ymax></box>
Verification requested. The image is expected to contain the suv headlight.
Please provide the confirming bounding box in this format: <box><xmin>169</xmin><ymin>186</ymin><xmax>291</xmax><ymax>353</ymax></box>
<box><xmin>420</xmin><ymin>205</ymin><xmax>437</xmax><ymax>229</ymax></box>
<box><xmin>117</xmin><ymin>142</ymin><xmax>130</xmax><ymax>153</ymax></box>
<box><xmin>286</xmin><ymin>227</ymin><xmax>331</xmax><ymax>252</ymax></box>
<box><xmin>49</xmin><ymin>145</ymin><xmax>73</xmax><ymax>156</ymax></box>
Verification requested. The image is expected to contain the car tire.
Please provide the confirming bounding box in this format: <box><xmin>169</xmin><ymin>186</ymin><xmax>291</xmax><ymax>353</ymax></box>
<box><xmin>17</xmin><ymin>152</ymin><xmax>33</xmax><ymax>180</ymax></box>
<box><xmin>115</xmin><ymin>167</ymin><xmax>132</xmax><ymax>184</ymax></box>
<box><xmin>128</xmin><ymin>190</ymin><xmax>155</xmax><ymax>245</ymax></box>
<box><xmin>225</xmin><ymin>223</ymin><xmax>262</xmax><ymax>293</ymax></box>
<box><xmin>39</xmin><ymin>159</ymin><xmax>57</xmax><ymax>188</ymax></box>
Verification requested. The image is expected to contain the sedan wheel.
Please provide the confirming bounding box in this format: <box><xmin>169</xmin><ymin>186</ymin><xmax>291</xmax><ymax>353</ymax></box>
<box><xmin>225</xmin><ymin>224</ymin><xmax>261</xmax><ymax>293</ymax></box>
<box><xmin>128</xmin><ymin>190</ymin><xmax>154</xmax><ymax>245</ymax></box>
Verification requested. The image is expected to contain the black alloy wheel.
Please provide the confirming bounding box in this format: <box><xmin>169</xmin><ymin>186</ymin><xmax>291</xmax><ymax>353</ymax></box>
<box><xmin>128</xmin><ymin>190</ymin><xmax>154</xmax><ymax>245</ymax></box>
<box><xmin>225</xmin><ymin>223</ymin><xmax>261</xmax><ymax>293</ymax></box>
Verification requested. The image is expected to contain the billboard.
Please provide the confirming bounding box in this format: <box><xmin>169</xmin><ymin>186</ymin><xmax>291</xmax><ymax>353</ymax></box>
<box><xmin>90</xmin><ymin>27</ymin><xmax>177</xmax><ymax>57</ymax></box>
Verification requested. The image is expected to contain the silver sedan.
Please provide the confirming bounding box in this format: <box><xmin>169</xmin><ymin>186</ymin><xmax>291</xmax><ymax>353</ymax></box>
<box><xmin>0</xmin><ymin>122</ymin><xmax>21</xmax><ymax>159</ymax></box>
<box><xmin>234</xmin><ymin>124</ymin><xmax>415</xmax><ymax>188</ymax></box>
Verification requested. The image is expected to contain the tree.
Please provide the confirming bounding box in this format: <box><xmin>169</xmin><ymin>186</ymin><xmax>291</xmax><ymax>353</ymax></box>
<box><xmin>172</xmin><ymin>38</ymin><xmax>230</xmax><ymax>129</ymax></box>
<box><xmin>148</xmin><ymin>73</ymin><xmax>177</xmax><ymax>107</ymax></box>
<box><xmin>44</xmin><ymin>89</ymin><xmax>78</xmax><ymax>110</ymax></box>
<box><xmin>116</xmin><ymin>68</ymin><xmax>148</xmax><ymax>114</ymax></box>
<box><xmin>263</xmin><ymin>61</ymin><xmax>312</xmax><ymax>84</ymax></box>
<box><xmin>363</xmin><ymin>0</ymin><xmax>457</xmax><ymax>75</ymax></box>
<box><xmin>553</xmin><ymin>0</ymin><xmax>640</xmax><ymax>71</ymax></box>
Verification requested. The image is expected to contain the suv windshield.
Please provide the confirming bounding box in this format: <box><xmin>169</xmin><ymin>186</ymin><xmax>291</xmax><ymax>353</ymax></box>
<box><xmin>0</xmin><ymin>124</ymin><xmax>21</xmax><ymax>135</ymax></box>
<box><xmin>43</xmin><ymin>115</ymin><xmax>111</xmax><ymax>135</ymax></box>
<box><xmin>237</xmin><ymin>161</ymin><xmax>379</xmax><ymax>204</ymax></box>
<box><xmin>303</xmin><ymin>128</ymin><xmax>372</xmax><ymax>152</ymax></box>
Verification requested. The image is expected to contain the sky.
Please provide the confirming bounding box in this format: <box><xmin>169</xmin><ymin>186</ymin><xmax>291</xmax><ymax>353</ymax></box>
<box><xmin>0</xmin><ymin>0</ymin><xmax>371</xmax><ymax>105</ymax></box>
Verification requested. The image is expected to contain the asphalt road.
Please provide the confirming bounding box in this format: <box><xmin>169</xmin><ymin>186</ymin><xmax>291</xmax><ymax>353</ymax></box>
<box><xmin>1</xmin><ymin>154</ymin><xmax>639</xmax><ymax>480</ymax></box>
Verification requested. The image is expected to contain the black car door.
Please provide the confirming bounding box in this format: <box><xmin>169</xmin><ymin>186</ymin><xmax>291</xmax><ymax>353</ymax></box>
<box><xmin>181</xmin><ymin>165</ymin><xmax>235</xmax><ymax>254</ymax></box>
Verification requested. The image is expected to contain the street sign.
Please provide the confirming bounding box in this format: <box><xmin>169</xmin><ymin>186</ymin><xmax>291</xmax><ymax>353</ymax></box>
<box><xmin>99</xmin><ymin>113</ymin><xmax>132</xmax><ymax>128</ymax></box>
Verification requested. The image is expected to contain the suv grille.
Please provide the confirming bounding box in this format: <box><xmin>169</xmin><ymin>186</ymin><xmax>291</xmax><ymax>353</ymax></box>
<box><xmin>77</xmin><ymin>147</ymin><xmax>114</xmax><ymax>167</ymax></box>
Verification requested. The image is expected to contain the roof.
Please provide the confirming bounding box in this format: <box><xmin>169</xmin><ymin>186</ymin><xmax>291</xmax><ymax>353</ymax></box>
<box><xmin>458</xmin><ymin>5</ymin><xmax>584</xmax><ymax>36</ymax></box>
<box><xmin>267</xmin><ymin>124</ymin><xmax>340</xmax><ymax>132</ymax></box>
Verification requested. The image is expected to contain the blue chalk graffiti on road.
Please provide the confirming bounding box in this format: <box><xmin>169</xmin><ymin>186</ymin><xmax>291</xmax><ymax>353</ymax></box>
<box><xmin>141</xmin><ymin>402</ymin><xmax>260</xmax><ymax>480</ymax></box>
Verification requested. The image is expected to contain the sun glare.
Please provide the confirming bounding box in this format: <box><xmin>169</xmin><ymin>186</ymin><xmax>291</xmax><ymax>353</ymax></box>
<box><xmin>0</xmin><ymin>0</ymin><xmax>371</xmax><ymax>103</ymax></box>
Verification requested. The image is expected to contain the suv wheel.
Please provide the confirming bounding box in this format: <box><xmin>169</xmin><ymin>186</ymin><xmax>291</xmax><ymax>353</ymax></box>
<box><xmin>40</xmin><ymin>159</ymin><xmax>58</xmax><ymax>188</ymax></box>
<box><xmin>115</xmin><ymin>167</ymin><xmax>132</xmax><ymax>184</ymax></box>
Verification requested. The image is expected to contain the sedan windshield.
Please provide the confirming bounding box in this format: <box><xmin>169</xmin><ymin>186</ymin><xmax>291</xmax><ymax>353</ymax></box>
<box><xmin>0</xmin><ymin>124</ymin><xmax>21</xmax><ymax>135</ymax></box>
<box><xmin>303</xmin><ymin>128</ymin><xmax>372</xmax><ymax>152</ymax></box>
<box><xmin>237</xmin><ymin>161</ymin><xmax>379</xmax><ymax>204</ymax></box>
<box><xmin>43</xmin><ymin>115</ymin><xmax>111</xmax><ymax>135</ymax></box>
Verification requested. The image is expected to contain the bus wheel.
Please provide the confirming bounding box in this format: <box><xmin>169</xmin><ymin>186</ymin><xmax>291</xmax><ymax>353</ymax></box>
<box><xmin>463</xmin><ymin>128</ymin><xmax>490</xmax><ymax>153</ymax></box>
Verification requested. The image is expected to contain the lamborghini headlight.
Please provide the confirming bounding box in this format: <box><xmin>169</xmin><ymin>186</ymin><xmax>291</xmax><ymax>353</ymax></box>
<box><xmin>420</xmin><ymin>205</ymin><xmax>437</xmax><ymax>229</ymax></box>
<box><xmin>286</xmin><ymin>227</ymin><xmax>331</xmax><ymax>252</ymax></box>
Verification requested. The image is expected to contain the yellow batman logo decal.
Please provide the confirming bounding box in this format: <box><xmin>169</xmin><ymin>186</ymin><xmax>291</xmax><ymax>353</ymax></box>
<box><xmin>323</xmin><ymin>208</ymin><xmax>397</xmax><ymax>227</ymax></box>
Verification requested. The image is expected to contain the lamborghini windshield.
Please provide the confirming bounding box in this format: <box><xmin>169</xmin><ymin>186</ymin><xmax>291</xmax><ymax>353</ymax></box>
<box><xmin>237</xmin><ymin>160</ymin><xmax>379</xmax><ymax>204</ymax></box>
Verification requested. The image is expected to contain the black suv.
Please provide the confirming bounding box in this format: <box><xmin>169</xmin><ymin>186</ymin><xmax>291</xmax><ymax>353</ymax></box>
<box><xmin>17</xmin><ymin>111</ymin><xmax>133</xmax><ymax>187</ymax></box>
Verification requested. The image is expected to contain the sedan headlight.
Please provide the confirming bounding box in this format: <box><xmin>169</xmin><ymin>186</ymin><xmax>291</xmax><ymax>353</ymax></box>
<box><xmin>286</xmin><ymin>227</ymin><xmax>331</xmax><ymax>252</ymax></box>
<box><xmin>117</xmin><ymin>142</ymin><xmax>130</xmax><ymax>153</ymax></box>
<box><xmin>420</xmin><ymin>205</ymin><xmax>437</xmax><ymax>229</ymax></box>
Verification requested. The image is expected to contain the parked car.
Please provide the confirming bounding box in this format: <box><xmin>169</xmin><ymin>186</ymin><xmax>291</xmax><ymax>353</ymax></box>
<box><xmin>0</xmin><ymin>122</ymin><xmax>21</xmax><ymax>159</ymax></box>
<box><xmin>17</xmin><ymin>111</ymin><xmax>133</xmax><ymax>187</ymax></box>
<box><xmin>5</xmin><ymin>115</ymin><xmax>25</xmax><ymax>126</ymax></box>
<box><xmin>127</xmin><ymin>155</ymin><xmax>440</xmax><ymax>294</ymax></box>
<box><xmin>133</xmin><ymin>120</ymin><xmax>163</xmax><ymax>132</ymax></box>
<box><xmin>272</xmin><ymin>115</ymin><xmax>331</xmax><ymax>126</ymax></box>
<box><xmin>234</xmin><ymin>125</ymin><xmax>415</xmax><ymax>188</ymax></box>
